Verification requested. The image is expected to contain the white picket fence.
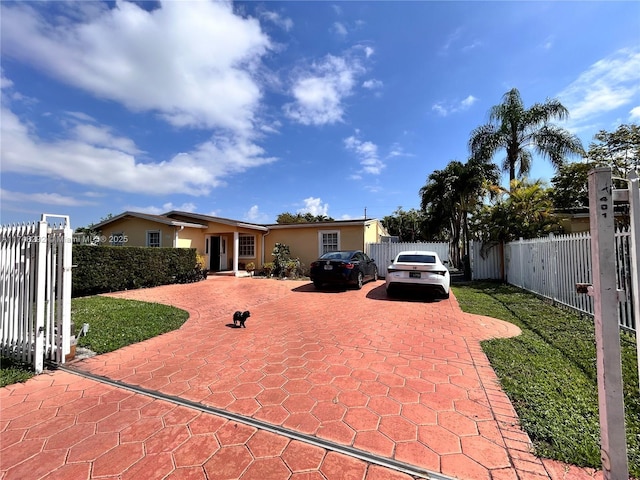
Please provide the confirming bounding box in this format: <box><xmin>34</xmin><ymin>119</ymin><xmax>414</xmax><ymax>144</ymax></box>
<box><xmin>368</xmin><ymin>229</ymin><xmax>636</xmax><ymax>333</ymax></box>
<box><xmin>1</xmin><ymin>215</ymin><xmax>73</xmax><ymax>373</ymax></box>
<box><xmin>367</xmin><ymin>242</ymin><xmax>450</xmax><ymax>278</ymax></box>
<box><xmin>471</xmin><ymin>229</ymin><xmax>636</xmax><ymax>332</ymax></box>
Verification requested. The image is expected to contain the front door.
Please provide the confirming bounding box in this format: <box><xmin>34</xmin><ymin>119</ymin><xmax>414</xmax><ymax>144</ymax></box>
<box><xmin>209</xmin><ymin>236</ymin><xmax>221</xmax><ymax>271</ymax></box>
<box><xmin>219</xmin><ymin>237</ymin><xmax>227</xmax><ymax>271</ymax></box>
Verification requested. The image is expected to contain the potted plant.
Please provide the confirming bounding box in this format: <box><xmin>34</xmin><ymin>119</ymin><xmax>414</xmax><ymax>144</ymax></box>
<box><xmin>245</xmin><ymin>261</ymin><xmax>255</xmax><ymax>276</ymax></box>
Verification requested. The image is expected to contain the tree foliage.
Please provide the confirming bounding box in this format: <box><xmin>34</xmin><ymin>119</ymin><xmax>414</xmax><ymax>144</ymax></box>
<box><xmin>550</xmin><ymin>124</ymin><xmax>639</xmax><ymax>210</ymax></box>
<box><xmin>471</xmin><ymin>179</ymin><xmax>561</xmax><ymax>243</ymax></box>
<box><xmin>549</xmin><ymin>161</ymin><xmax>596</xmax><ymax>210</ymax></box>
<box><xmin>586</xmin><ymin>123</ymin><xmax>639</xmax><ymax>177</ymax></box>
<box><xmin>276</xmin><ymin>212</ymin><xmax>335</xmax><ymax>224</ymax></box>
<box><xmin>469</xmin><ymin>88</ymin><xmax>584</xmax><ymax>183</ymax></box>
<box><xmin>381</xmin><ymin>208</ymin><xmax>425</xmax><ymax>242</ymax></box>
<box><xmin>419</xmin><ymin>158</ymin><xmax>499</xmax><ymax>267</ymax></box>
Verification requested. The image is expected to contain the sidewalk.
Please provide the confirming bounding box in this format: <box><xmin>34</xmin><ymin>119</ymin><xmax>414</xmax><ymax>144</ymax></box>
<box><xmin>1</xmin><ymin>277</ymin><xmax>604</xmax><ymax>479</ymax></box>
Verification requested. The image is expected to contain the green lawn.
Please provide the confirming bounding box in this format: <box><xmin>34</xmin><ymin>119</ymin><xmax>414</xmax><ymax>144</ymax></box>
<box><xmin>72</xmin><ymin>296</ymin><xmax>189</xmax><ymax>354</ymax></box>
<box><xmin>453</xmin><ymin>282</ymin><xmax>639</xmax><ymax>477</ymax></box>
<box><xmin>1</xmin><ymin>296</ymin><xmax>189</xmax><ymax>387</ymax></box>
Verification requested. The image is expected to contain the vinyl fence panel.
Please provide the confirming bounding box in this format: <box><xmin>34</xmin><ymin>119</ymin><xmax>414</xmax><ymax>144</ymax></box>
<box><xmin>473</xmin><ymin>230</ymin><xmax>634</xmax><ymax>333</ymax></box>
<box><xmin>366</xmin><ymin>242</ymin><xmax>449</xmax><ymax>278</ymax></box>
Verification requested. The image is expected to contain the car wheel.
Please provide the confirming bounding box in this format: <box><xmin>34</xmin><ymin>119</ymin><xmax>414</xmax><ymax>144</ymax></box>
<box><xmin>443</xmin><ymin>290</ymin><xmax>450</xmax><ymax>299</ymax></box>
<box><xmin>386</xmin><ymin>285</ymin><xmax>395</xmax><ymax>297</ymax></box>
<box><xmin>356</xmin><ymin>272</ymin><xmax>364</xmax><ymax>289</ymax></box>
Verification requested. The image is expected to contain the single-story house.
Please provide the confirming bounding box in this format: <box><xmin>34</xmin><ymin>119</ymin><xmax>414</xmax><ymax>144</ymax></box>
<box><xmin>91</xmin><ymin>211</ymin><xmax>390</xmax><ymax>275</ymax></box>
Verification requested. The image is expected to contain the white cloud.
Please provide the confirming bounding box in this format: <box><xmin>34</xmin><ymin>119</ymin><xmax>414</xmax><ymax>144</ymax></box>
<box><xmin>362</xmin><ymin>79</ymin><xmax>383</xmax><ymax>90</ymax></box>
<box><xmin>432</xmin><ymin>95</ymin><xmax>477</xmax><ymax>116</ymax></box>
<box><xmin>332</xmin><ymin>22</ymin><xmax>348</xmax><ymax>37</ymax></box>
<box><xmin>284</xmin><ymin>54</ymin><xmax>365</xmax><ymax>126</ymax></box>
<box><xmin>297</xmin><ymin>197</ymin><xmax>329</xmax><ymax>216</ymax></box>
<box><xmin>0</xmin><ymin>1</ymin><xmax>271</xmax><ymax>133</ymax></box>
<box><xmin>1</xmin><ymin>103</ymin><xmax>277</xmax><ymax>196</ymax></box>
<box><xmin>558</xmin><ymin>47</ymin><xmax>640</xmax><ymax>129</ymax></box>
<box><xmin>71</xmin><ymin>124</ymin><xmax>141</xmax><ymax>155</ymax></box>
<box><xmin>244</xmin><ymin>205</ymin><xmax>270</xmax><ymax>223</ymax></box>
<box><xmin>124</xmin><ymin>202</ymin><xmax>197</xmax><ymax>215</ymax></box>
<box><xmin>364</xmin><ymin>46</ymin><xmax>374</xmax><ymax>58</ymax></box>
<box><xmin>260</xmin><ymin>11</ymin><xmax>293</xmax><ymax>31</ymax></box>
<box><xmin>0</xmin><ymin>189</ymin><xmax>96</xmax><ymax>207</ymax></box>
<box><xmin>344</xmin><ymin>134</ymin><xmax>385</xmax><ymax>175</ymax></box>
<box><xmin>629</xmin><ymin>106</ymin><xmax>640</xmax><ymax>121</ymax></box>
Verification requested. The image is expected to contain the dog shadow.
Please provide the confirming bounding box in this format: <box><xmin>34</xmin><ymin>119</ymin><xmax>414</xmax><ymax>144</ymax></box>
<box><xmin>225</xmin><ymin>323</ymin><xmax>243</xmax><ymax>329</ymax></box>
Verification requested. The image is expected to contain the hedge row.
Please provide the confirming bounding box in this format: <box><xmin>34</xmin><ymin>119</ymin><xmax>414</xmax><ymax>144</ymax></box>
<box><xmin>72</xmin><ymin>245</ymin><xmax>206</xmax><ymax>297</ymax></box>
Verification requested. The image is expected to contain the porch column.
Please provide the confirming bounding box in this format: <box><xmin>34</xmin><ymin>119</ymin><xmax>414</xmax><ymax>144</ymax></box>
<box><xmin>233</xmin><ymin>232</ymin><xmax>240</xmax><ymax>274</ymax></box>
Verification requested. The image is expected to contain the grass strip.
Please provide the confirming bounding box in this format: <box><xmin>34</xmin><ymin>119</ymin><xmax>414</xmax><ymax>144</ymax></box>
<box><xmin>0</xmin><ymin>357</ymin><xmax>36</xmax><ymax>388</ymax></box>
<box><xmin>453</xmin><ymin>282</ymin><xmax>639</xmax><ymax>477</ymax></box>
<box><xmin>72</xmin><ymin>296</ymin><xmax>189</xmax><ymax>354</ymax></box>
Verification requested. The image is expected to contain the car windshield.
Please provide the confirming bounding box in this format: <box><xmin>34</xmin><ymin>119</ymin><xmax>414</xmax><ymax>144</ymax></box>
<box><xmin>396</xmin><ymin>254</ymin><xmax>436</xmax><ymax>264</ymax></box>
<box><xmin>320</xmin><ymin>251</ymin><xmax>353</xmax><ymax>261</ymax></box>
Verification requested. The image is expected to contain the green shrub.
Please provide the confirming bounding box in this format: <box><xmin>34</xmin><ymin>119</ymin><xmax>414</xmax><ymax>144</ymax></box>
<box><xmin>272</xmin><ymin>243</ymin><xmax>291</xmax><ymax>277</ymax></box>
<box><xmin>262</xmin><ymin>262</ymin><xmax>274</xmax><ymax>277</ymax></box>
<box><xmin>72</xmin><ymin>246</ymin><xmax>206</xmax><ymax>297</ymax></box>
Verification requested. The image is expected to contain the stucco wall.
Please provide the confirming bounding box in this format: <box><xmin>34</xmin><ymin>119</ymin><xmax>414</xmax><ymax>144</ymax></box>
<box><xmin>98</xmin><ymin>217</ymin><xmax>174</xmax><ymax>247</ymax></box>
<box><xmin>264</xmin><ymin>224</ymin><xmax>366</xmax><ymax>272</ymax></box>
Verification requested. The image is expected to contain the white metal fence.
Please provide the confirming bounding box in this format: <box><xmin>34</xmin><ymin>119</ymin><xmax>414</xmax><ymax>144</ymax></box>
<box><xmin>471</xmin><ymin>230</ymin><xmax>636</xmax><ymax>332</ymax></box>
<box><xmin>1</xmin><ymin>215</ymin><xmax>72</xmax><ymax>373</ymax></box>
<box><xmin>367</xmin><ymin>242</ymin><xmax>450</xmax><ymax>278</ymax></box>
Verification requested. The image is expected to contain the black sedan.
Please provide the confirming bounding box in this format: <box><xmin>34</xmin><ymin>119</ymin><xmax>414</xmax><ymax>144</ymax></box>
<box><xmin>309</xmin><ymin>250</ymin><xmax>378</xmax><ymax>289</ymax></box>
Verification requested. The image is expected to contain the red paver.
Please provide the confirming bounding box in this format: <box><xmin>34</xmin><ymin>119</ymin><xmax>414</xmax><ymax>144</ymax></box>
<box><xmin>0</xmin><ymin>277</ymin><xmax>608</xmax><ymax>480</ymax></box>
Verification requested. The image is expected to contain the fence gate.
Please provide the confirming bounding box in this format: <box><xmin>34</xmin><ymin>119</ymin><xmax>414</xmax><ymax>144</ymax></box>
<box><xmin>1</xmin><ymin>214</ymin><xmax>72</xmax><ymax>373</ymax></box>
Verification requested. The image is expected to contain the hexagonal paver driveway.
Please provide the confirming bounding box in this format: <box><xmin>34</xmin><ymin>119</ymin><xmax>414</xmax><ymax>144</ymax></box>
<box><xmin>1</xmin><ymin>277</ymin><xmax>604</xmax><ymax>480</ymax></box>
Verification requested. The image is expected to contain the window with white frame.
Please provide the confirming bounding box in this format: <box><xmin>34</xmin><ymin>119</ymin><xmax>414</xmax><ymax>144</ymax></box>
<box><xmin>146</xmin><ymin>230</ymin><xmax>161</xmax><ymax>248</ymax></box>
<box><xmin>319</xmin><ymin>231</ymin><xmax>340</xmax><ymax>255</ymax></box>
<box><xmin>238</xmin><ymin>234</ymin><xmax>255</xmax><ymax>257</ymax></box>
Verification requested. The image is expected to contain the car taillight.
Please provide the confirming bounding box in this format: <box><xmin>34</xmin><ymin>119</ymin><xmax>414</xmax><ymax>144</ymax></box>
<box><xmin>434</xmin><ymin>270</ymin><xmax>446</xmax><ymax>276</ymax></box>
<box><xmin>343</xmin><ymin>263</ymin><xmax>355</xmax><ymax>269</ymax></box>
<box><xmin>310</xmin><ymin>262</ymin><xmax>318</xmax><ymax>268</ymax></box>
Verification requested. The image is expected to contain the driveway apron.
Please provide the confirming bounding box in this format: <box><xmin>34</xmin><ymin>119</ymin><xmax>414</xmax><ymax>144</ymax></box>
<box><xmin>1</xmin><ymin>277</ymin><xmax>604</xmax><ymax>479</ymax></box>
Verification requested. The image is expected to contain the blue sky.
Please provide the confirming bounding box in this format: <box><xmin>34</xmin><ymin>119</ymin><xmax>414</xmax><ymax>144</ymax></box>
<box><xmin>1</xmin><ymin>1</ymin><xmax>639</xmax><ymax>229</ymax></box>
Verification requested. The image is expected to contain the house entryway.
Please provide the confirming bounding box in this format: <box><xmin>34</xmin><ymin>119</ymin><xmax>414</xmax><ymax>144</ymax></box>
<box><xmin>206</xmin><ymin>235</ymin><xmax>228</xmax><ymax>272</ymax></box>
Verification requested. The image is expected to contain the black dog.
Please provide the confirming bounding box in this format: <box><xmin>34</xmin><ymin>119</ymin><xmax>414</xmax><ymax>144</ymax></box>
<box><xmin>233</xmin><ymin>310</ymin><xmax>250</xmax><ymax>328</ymax></box>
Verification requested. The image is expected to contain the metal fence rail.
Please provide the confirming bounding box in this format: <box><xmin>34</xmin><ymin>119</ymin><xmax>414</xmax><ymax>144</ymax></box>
<box><xmin>0</xmin><ymin>215</ymin><xmax>72</xmax><ymax>373</ymax></box>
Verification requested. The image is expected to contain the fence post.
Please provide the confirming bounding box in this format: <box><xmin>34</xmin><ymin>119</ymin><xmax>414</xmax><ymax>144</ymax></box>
<box><xmin>549</xmin><ymin>233</ymin><xmax>558</xmax><ymax>304</ymax></box>
<box><xmin>588</xmin><ymin>167</ymin><xmax>629</xmax><ymax>480</ymax></box>
<box><xmin>34</xmin><ymin>220</ymin><xmax>48</xmax><ymax>374</ymax></box>
<box><xmin>625</xmin><ymin>170</ymin><xmax>640</xmax><ymax>389</ymax></box>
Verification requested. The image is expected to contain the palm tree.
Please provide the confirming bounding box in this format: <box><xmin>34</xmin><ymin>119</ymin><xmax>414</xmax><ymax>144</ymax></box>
<box><xmin>420</xmin><ymin>158</ymin><xmax>498</xmax><ymax>268</ymax></box>
<box><xmin>469</xmin><ymin>88</ymin><xmax>584</xmax><ymax>184</ymax></box>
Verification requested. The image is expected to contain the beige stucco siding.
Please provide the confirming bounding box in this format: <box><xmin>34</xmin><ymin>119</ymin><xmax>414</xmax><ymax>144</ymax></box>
<box><xmin>98</xmin><ymin>218</ymin><xmax>174</xmax><ymax>247</ymax></box>
<box><xmin>364</xmin><ymin>220</ymin><xmax>389</xmax><ymax>244</ymax></box>
<box><xmin>176</xmin><ymin>228</ymin><xmax>205</xmax><ymax>250</ymax></box>
<box><xmin>264</xmin><ymin>225</ymin><xmax>366</xmax><ymax>271</ymax></box>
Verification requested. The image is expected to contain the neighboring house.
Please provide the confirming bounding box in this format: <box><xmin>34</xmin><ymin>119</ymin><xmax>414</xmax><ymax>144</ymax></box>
<box><xmin>92</xmin><ymin>211</ymin><xmax>389</xmax><ymax>275</ymax></box>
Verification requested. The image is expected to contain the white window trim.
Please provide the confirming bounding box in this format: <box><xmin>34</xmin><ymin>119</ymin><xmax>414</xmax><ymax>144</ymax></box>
<box><xmin>318</xmin><ymin>230</ymin><xmax>340</xmax><ymax>256</ymax></box>
<box><xmin>146</xmin><ymin>230</ymin><xmax>161</xmax><ymax>248</ymax></box>
<box><xmin>238</xmin><ymin>234</ymin><xmax>256</xmax><ymax>259</ymax></box>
